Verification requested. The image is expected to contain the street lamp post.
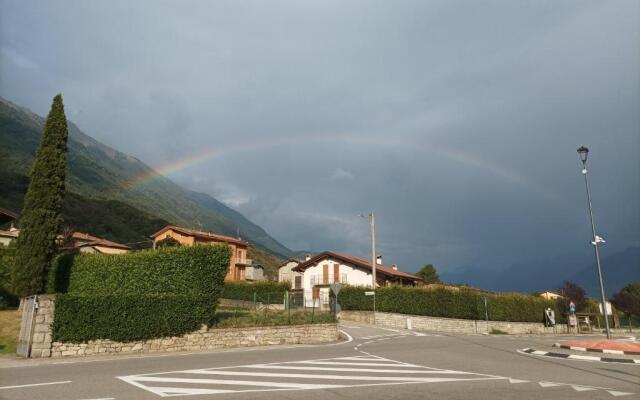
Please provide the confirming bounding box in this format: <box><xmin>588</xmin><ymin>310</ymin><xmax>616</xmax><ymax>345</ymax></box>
<box><xmin>577</xmin><ymin>146</ymin><xmax>611</xmax><ymax>339</ymax></box>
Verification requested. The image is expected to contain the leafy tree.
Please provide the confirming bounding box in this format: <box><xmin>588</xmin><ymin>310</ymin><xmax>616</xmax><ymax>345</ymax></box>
<box><xmin>611</xmin><ymin>283</ymin><xmax>640</xmax><ymax>317</ymax></box>
<box><xmin>12</xmin><ymin>95</ymin><xmax>69</xmax><ymax>297</ymax></box>
<box><xmin>416</xmin><ymin>264</ymin><xmax>440</xmax><ymax>284</ymax></box>
<box><xmin>557</xmin><ymin>281</ymin><xmax>587</xmax><ymax>312</ymax></box>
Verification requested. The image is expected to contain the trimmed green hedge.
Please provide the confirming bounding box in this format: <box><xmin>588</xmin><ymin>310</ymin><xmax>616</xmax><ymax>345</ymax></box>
<box><xmin>221</xmin><ymin>281</ymin><xmax>290</xmax><ymax>304</ymax></box>
<box><xmin>53</xmin><ymin>294</ymin><xmax>216</xmax><ymax>342</ymax></box>
<box><xmin>48</xmin><ymin>245</ymin><xmax>231</xmax><ymax>296</ymax></box>
<box><xmin>49</xmin><ymin>245</ymin><xmax>231</xmax><ymax>342</ymax></box>
<box><xmin>340</xmin><ymin>286</ymin><xmax>560</xmax><ymax>323</ymax></box>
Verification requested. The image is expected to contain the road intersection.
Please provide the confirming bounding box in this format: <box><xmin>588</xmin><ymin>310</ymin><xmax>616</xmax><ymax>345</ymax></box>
<box><xmin>1</xmin><ymin>322</ymin><xmax>637</xmax><ymax>399</ymax></box>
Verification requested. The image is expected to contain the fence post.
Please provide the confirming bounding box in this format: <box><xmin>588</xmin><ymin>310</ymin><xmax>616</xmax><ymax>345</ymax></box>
<box><xmin>483</xmin><ymin>296</ymin><xmax>489</xmax><ymax>333</ymax></box>
<box><xmin>253</xmin><ymin>292</ymin><xmax>257</xmax><ymax>311</ymax></box>
<box><xmin>312</xmin><ymin>299</ymin><xmax>315</xmax><ymax>323</ymax></box>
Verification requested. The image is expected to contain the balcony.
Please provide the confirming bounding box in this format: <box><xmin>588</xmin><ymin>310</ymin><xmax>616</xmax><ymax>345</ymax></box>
<box><xmin>235</xmin><ymin>258</ymin><xmax>252</xmax><ymax>265</ymax></box>
<box><xmin>309</xmin><ymin>273</ymin><xmax>348</xmax><ymax>286</ymax></box>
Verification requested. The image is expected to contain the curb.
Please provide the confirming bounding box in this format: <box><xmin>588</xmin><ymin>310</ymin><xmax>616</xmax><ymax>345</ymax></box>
<box><xmin>520</xmin><ymin>348</ymin><xmax>640</xmax><ymax>364</ymax></box>
<box><xmin>554</xmin><ymin>343</ymin><xmax>640</xmax><ymax>356</ymax></box>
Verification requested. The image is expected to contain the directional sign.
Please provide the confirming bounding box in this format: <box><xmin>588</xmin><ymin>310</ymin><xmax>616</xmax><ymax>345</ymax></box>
<box><xmin>330</xmin><ymin>283</ymin><xmax>342</xmax><ymax>296</ymax></box>
<box><xmin>365</xmin><ymin>291</ymin><xmax>375</xmax><ymax>296</ymax></box>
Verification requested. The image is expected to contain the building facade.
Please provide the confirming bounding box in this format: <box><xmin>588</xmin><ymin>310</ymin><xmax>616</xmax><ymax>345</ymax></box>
<box><xmin>292</xmin><ymin>251</ymin><xmax>423</xmax><ymax>309</ymax></box>
<box><xmin>150</xmin><ymin>225</ymin><xmax>261</xmax><ymax>281</ymax></box>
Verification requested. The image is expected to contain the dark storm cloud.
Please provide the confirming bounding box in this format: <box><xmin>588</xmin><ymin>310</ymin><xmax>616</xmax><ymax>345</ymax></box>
<box><xmin>1</xmin><ymin>0</ymin><xmax>638</xmax><ymax>274</ymax></box>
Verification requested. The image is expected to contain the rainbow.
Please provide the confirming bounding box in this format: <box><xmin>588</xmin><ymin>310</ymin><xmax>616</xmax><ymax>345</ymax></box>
<box><xmin>120</xmin><ymin>133</ymin><xmax>561</xmax><ymax>202</ymax></box>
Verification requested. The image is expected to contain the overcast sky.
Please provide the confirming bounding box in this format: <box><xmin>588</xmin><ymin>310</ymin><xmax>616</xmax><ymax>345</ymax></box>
<box><xmin>1</xmin><ymin>0</ymin><xmax>638</xmax><ymax>275</ymax></box>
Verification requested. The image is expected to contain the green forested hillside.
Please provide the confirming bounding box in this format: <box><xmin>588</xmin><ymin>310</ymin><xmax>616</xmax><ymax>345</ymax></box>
<box><xmin>0</xmin><ymin>97</ymin><xmax>292</xmax><ymax>257</ymax></box>
<box><xmin>0</xmin><ymin>170</ymin><xmax>168</xmax><ymax>247</ymax></box>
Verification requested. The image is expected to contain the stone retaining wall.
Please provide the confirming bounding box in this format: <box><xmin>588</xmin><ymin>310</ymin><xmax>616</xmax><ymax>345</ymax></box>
<box><xmin>49</xmin><ymin>323</ymin><xmax>338</xmax><ymax>358</ymax></box>
<box><xmin>25</xmin><ymin>295</ymin><xmax>338</xmax><ymax>358</ymax></box>
<box><xmin>29</xmin><ymin>295</ymin><xmax>55</xmax><ymax>358</ymax></box>
<box><xmin>340</xmin><ymin>310</ymin><xmax>566</xmax><ymax>335</ymax></box>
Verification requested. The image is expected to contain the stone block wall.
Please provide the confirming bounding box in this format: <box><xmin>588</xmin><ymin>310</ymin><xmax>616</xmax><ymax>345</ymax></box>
<box><xmin>340</xmin><ymin>310</ymin><xmax>566</xmax><ymax>335</ymax></box>
<box><xmin>29</xmin><ymin>295</ymin><xmax>55</xmax><ymax>358</ymax></box>
<box><xmin>49</xmin><ymin>323</ymin><xmax>338</xmax><ymax>358</ymax></box>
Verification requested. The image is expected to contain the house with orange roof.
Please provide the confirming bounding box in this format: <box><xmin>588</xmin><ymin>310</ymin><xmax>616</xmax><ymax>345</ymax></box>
<box><xmin>149</xmin><ymin>225</ymin><xmax>263</xmax><ymax>281</ymax></box>
<box><xmin>69</xmin><ymin>232</ymin><xmax>131</xmax><ymax>254</ymax></box>
<box><xmin>292</xmin><ymin>251</ymin><xmax>423</xmax><ymax>309</ymax></box>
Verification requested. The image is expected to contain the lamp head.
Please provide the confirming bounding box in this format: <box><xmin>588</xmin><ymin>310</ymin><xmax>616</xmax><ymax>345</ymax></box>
<box><xmin>577</xmin><ymin>146</ymin><xmax>589</xmax><ymax>165</ymax></box>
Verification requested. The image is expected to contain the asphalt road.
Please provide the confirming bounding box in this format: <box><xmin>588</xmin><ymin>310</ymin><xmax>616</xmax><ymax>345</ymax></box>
<box><xmin>1</xmin><ymin>322</ymin><xmax>638</xmax><ymax>400</ymax></box>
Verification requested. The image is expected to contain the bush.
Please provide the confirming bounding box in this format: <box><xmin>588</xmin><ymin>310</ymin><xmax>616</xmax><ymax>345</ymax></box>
<box><xmin>53</xmin><ymin>294</ymin><xmax>216</xmax><ymax>342</ymax></box>
<box><xmin>339</xmin><ymin>286</ymin><xmax>559</xmax><ymax>323</ymax></box>
<box><xmin>48</xmin><ymin>245</ymin><xmax>231</xmax><ymax>342</ymax></box>
<box><xmin>47</xmin><ymin>245</ymin><xmax>231</xmax><ymax>296</ymax></box>
<box><xmin>221</xmin><ymin>281</ymin><xmax>290</xmax><ymax>304</ymax></box>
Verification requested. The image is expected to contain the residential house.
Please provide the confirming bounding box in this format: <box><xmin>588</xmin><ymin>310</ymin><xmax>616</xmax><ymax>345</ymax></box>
<box><xmin>150</xmin><ymin>225</ymin><xmax>263</xmax><ymax>281</ymax></box>
<box><xmin>69</xmin><ymin>232</ymin><xmax>131</xmax><ymax>254</ymax></box>
<box><xmin>278</xmin><ymin>256</ymin><xmax>307</xmax><ymax>289</ymax></box>
<box><xmin>292</xmin><ymin>251</ymin><xmax>423</xmax><ymax>309</ymax></box>
<box><xmin>0</xmin><ymin>208</ymin><xmax>17</xmax><ymax>227</ymax></box>
<box><xmin>0</xmin><ymin>226</ymin><xmax>19</xmax><ymax>247</ymax></box>
<box><xmin>0</xmin><ymin>208</ymin><xmax>18</xmax><ymax>247</ymax></box>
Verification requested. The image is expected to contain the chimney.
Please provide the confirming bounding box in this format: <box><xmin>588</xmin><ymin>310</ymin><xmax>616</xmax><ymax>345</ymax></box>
<box><xmin>304</xmin><ymin>253</ymin><xmax>311</xmax><ymax>261</ymax></box>
<box><xmin>376</xmin><ymin>255</ymin><xmax>382</xmax><ymax>265</ymax></box>
<box><xmin>391</xmin><ymin>263</ymin><xmax>398</xmax><ymax>271</ymax></box>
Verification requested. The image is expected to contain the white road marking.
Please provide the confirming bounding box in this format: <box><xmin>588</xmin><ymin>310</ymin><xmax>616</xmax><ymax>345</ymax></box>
<box><xmin>118</xmin><ymin>355</ymin><xmax>508</xmax><ymax>397</ymax></box>
<box><xmin>76</xmin><ymin>398</ymin><xmax>115</xmax><ymax>400</ymax></box>
<box><xmin>0</xmin><ymin>380</ymin><xmax>72</xmax><ymax>390</ymax></box>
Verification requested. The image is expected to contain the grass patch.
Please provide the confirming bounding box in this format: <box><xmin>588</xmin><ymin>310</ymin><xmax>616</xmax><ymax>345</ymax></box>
<box><xmin>0</xmin><ymin>309</ymin><xmax>21</xmax><ymax>355</ymax></box>
<box><xmin>211</xmin><ymin>309</ymin><xmax>335</xmax><ymax>329</ymax></box>
<box><xmin>489</xmin><ymin>328</ymin><xmax>508</xmax><ymax>335</ymax></box>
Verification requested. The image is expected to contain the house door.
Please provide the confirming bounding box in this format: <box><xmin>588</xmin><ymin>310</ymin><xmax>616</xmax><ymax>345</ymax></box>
<box><xmin>323</xmin><ymin>264</ymin><xmax>328</xmax><ymax>284</ymax></box>
<box><xmin>235</xmin><ymin>265</ymin><xmax>246</xmax><ymax>280</ymax></box>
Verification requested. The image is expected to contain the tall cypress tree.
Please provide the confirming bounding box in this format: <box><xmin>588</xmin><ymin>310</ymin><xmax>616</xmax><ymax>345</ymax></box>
<box><xmin>12</xmin><ymin>94</ymin><xmax>69</xmax><ymax>297</ymax></box>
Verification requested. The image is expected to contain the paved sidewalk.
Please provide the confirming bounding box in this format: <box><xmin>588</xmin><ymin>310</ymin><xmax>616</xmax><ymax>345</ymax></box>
<box><xmin>556</xmin><ymin>338</ymin><xmax>640</xmax><ymax>355</ymax></box>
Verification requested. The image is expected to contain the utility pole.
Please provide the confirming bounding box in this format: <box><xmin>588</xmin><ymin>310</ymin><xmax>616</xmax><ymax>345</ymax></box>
<box><xmin>370</xmin><ymin>211</ymin><xmax>377</xmax><ymax>324</ymax></box>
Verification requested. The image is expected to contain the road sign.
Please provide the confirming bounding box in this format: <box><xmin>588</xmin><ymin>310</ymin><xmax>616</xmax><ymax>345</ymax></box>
<box><xmin>569</xmin><ymin>301</ymin><xmax>576</xmax><ymax>314</ymax></box>
<box><xmin>330</xmin><ymin>283</ymin><xmax>342</xmax><ymax>296</ymax></box>
<box><xmin>599</xmin><ymin>301</ymin><xmax>612</xmax><ymax>316</ymax></box>
<box><xmin>365</xmin><ymin>291</ymin><xmax>374</xmax><ymax>296</ymax></box>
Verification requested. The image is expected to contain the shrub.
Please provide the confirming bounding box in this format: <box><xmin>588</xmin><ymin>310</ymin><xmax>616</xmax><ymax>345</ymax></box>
<box><xmin>48</xmin><ymin>245</ymin><xmax>231</xmax><ymax>342</ymax></box>
<box><xmin>53</xmin><ymin>294</ymin><xmax>216</xmax><ymax>342</ymax></box>
<box><xmin>221</xmin><ymin>281</ymin><xmax>290</xmax><ymax>304</ymax></box>
<box><xmin>339</xmin><ymin>286</ymin><xmax>559</xmax><ymax>323</ymax></box>
<box><xmin>47</xmin><ymin>245</ymin><xmax>231</xmax><ymax>296</ymax></box>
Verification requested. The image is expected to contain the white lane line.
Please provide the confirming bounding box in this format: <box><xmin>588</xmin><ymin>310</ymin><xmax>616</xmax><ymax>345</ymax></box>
<box><xmin>132</xmin><ymin>376</ymin><xmax>346</xmax><ymax>389</ymax></box>
<box><xmin>184</xmin><ymin>369</ymin><xmax>493</xmax><ymax>382</ymax></box>
<box><xmin>339</xmin><ymin>330</ymin><xmax>354</xmax><ymax>344</ymax></box>
<box><xmin>0</xmin><ymin>380</ymin><xmax>72</xmax><ymax>390</ymax></box>
<box><xmin>246</xmin><ymin>365</ymin><xmax>477</xmax><ymax>374</ymax></box>
<box><xmin>76</xmin><ymin>398</ymin><xmax>115</xmax><ymax>400</ymax></box>
<box><xmin>287</xmin><ymin>361</ymin><xmax>422</xmax><ymax>367</ymax></box>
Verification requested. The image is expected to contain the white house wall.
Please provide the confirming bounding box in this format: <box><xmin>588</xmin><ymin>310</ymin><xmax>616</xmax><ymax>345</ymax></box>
<box><xmin>301</xmin><ymin>257</ymin><xmax>375</xmax><ymax>307</ymax></box>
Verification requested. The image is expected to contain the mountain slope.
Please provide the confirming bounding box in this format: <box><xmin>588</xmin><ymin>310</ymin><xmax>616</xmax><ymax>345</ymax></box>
<box><xmin>0</xmin><ymin>96</ymin><xmax>292</xmax><ymax>257</ymax></box>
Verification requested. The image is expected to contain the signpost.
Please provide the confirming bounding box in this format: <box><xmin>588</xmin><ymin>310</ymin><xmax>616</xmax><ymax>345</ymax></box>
<box><xmin>365</xmin><ymin>291</ymin><xmax>375</xmax><ymax>296</ymax></box>
<box><xmin>330</xmin><ymin>284</ymin><xmax>343</xmax><ymax>317</ymax></box>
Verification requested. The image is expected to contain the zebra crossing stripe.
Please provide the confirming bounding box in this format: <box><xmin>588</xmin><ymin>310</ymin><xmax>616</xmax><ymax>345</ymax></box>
<box><xmin>118</xmin><ymin>355</ymin><xmax>506</xmax><ymax>397</ymax></box>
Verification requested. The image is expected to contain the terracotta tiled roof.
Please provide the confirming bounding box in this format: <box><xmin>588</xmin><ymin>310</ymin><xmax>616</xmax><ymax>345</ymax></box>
<box><xmin>150</xmin><ymin>225</ymin><xmax>248</xmax><ymax>246</ymax></box>
<box><xmin>0</xmin><ymin>208</ymin><xmax>18</xmax><ymax>225</ymax></box>
<box><xmin>292</xmin><ymin>251</ymin><xmax>422</xmax><ymax>282</ymax></box>
<box><xmin>72</xmin><ymin>232</ymin><xmax>130</xmax><ymax>249</ymax></box>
